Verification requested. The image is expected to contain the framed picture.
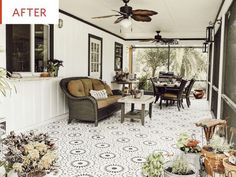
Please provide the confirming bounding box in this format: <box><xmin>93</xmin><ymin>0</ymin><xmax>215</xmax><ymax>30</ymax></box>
<box><xmin>88</xmin><ymin>34</ymin><xmax>103</xmax><ymax>79</ymax></box>
<box><xmin>114</xmin><ymin>42</ymin><xmax>123</xmax><ymax>71</ymax></box>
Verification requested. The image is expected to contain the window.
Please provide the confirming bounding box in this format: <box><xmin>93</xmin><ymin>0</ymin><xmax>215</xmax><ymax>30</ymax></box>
<box><xmin>6</xmin><ymin>25</ymin><xmax>52</xmax><ymax>73</ymax></box>
<box><xmin>133</xmin><ymin>47</ymin><xmax>207</xmax><ymax>91</ymax></box>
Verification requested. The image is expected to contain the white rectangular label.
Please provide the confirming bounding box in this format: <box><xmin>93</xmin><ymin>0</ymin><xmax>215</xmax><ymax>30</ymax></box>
<box><xmin>2</xmin><ymin>0</ymin><xmax>58</xmax><ymax>24</ymax></box>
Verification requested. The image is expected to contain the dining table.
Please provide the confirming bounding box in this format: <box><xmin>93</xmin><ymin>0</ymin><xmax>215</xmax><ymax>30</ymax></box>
<box><xmin>153</xmin><ymin>81</ymin><xmax>181</xmax><ymax>102</ymax></box>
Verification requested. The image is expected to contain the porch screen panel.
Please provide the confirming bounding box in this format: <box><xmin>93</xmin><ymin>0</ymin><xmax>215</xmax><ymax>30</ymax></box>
<box><xmin>213</xmin><ymin>27</ymin><xmax>221</xmax><ymax>88</ymax></box>
<box><xmin>222</xmin><ymin>0</ymin><xmax>236</xmax><ymax>129</ymax></box>
<box><xmin>223</xmin><ymin>1</ymin><xmax>236</xmax><ymax>103</ymax></box>
<box><xmin>211</xmin><ymin>88</ymin><xmax>218</xmax><ymax>118</ymax></box>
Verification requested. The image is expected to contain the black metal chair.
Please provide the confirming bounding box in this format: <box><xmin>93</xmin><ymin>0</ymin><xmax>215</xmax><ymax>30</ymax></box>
<box><xmin>150</xmin><ymin>77</ymin><xmax>160</xmax><ymax>103</ymax></box>
<box><xmin>183</xmin><ymin>78</ymin><xmax>195</xmax><ymax>107</ymax></box>
<box><xmin>159</xmin><ymin>79</ymin><xmax>188</xmax><ymax>111</ymax></box>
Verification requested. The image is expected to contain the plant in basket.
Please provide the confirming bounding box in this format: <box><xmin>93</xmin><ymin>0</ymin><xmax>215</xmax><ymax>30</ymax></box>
<box><xmin>176</xmin><ymin>133</ymin><xmax>201</xmax><ymax>153</ymax></box>
<box><xmin>1</xmin><ymin>131</ymin><xmax>58</xmax><ymax>177</ymax></box>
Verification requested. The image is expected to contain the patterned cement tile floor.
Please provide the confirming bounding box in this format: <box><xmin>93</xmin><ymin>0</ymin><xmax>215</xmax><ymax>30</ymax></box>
<box><xmin>37</xmin><ymin>99</ymin><xmax>211</xmax><ymax>177</ymax></box>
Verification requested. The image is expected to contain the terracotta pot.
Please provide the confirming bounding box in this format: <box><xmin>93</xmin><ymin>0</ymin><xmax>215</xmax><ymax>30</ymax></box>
<box><xmin>193</xmin><ymin>89</ymin><xmax>204</xmax><ymax>99</ymax></box>
<box><xmin>201</xmin><ymin>148</ymin><xmax>226</xmax><ymax>176</ymax></box>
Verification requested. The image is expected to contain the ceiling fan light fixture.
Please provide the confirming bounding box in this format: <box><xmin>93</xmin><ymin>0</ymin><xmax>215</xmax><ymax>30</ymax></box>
<box><xmin>120</xmin><ymin>18</ymin><xmax>132</xmax><ymax>28</ymax></box>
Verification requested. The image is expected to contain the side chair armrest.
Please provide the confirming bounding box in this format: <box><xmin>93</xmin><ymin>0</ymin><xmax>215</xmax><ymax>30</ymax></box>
<box><xmin>112</xmin><ymin>89</ymin><xmax>123</xmax><ymax>95</ymax></box>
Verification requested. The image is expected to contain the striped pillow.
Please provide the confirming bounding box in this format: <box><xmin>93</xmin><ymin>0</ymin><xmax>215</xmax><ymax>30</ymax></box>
<box><xmin>90</xmin><ymin>89</ymin><xmax>108</xmax><ymax>100</ymax></box>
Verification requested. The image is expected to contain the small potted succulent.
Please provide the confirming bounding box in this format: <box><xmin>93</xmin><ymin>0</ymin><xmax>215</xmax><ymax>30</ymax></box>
<box><xmin>176</xmin><ymin>133</ymin><xmax>201</xmax><ymax>172</ymax></box>
<box><xmin>164</xmin><ymin>155</ymin><xmax>196</xmax><ymax>177</ymax></box>
<box><xmin>47</xmin><ymin>59</ymin><xmax>63</xmax><ymax>77</ymax></box>
<box><xmin>142</xmin><ymin>152</ymin><xmax>164</xmax><ymax>177</ymax></box>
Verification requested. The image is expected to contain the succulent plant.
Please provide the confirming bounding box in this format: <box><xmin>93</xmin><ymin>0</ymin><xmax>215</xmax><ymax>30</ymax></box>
<box><xmin>142</xmin><ymin>152</ymin><xmax>164</xmax><ymax>177</ymax></box>
<box><xmin>208</xmin><ymin>134</ymin><xmax>230</xmax><ymax>153</ymax></box>
<box><xmin>171</xmin><ymin>155</ymin><xmax>192</xmax><ymax>175</ymax></box>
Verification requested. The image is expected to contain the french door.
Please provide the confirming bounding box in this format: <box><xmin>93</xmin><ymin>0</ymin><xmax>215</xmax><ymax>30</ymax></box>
<box><xmin>88</xmin><ymin>34</ymin><xmax>103</xmax><ymax>79</ymax></box>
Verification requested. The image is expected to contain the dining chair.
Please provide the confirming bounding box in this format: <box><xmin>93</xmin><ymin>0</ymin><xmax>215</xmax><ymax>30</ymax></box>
<box><xmin>159</xmin><ymin>79</ymin><xmax>188</xmax><ymax>111</ymax></box>
<box><xmin>150</xmin><ymin>77</ymin><xmax>160</xmax><ymax>103</ymax></box>
<box><xmin>183</xmin><ymin>78</ymin><xmax>195</xmax><ymax>107</ymax></box>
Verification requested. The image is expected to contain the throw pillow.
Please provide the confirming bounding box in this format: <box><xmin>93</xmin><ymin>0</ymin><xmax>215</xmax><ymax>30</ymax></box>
<box><xmin>90</xmin><ymin>89</ymin><xmax>108</xmax><ymax>100</ymax></box>
<box><xmin>104</xmin><ymin>83</ymin><xmax>113</xmax><ymax>96</ymax></box>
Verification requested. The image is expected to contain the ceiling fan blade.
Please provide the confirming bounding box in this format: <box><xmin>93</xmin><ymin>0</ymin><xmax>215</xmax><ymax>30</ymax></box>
<box><xmin>132</xmin><ymin>9</ymin><xmax>158</xmax><ymax>16</ymax></box>
<box><xmin>92</xmin><ymin>14</ymin><xmax>121</xmax><ymax>19</ymax></box>
<box><xmin>112</xmin><ymin>10</ymin><xmax>127</xmax><ymax>16</ymax></box>
<box><xmin>131</xmin><ymin>15</ymin><xmax>152</xmax><ymax>22</ymax></box>
<box><xmin>114</xmin><ymin>17</ymin><xmax>125</xmax><ymax>24</ymax></box>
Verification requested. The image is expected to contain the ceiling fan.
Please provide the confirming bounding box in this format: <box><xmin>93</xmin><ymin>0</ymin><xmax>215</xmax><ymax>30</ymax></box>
<box><xmin>141</xmin><ymin>31</ymin><xmax>179</xmax><ymax>44</ymax></box>
<box><xmin>92</xmin><ymin>0</ymin><xmax>158</xmax><ymax>24</ymax></box>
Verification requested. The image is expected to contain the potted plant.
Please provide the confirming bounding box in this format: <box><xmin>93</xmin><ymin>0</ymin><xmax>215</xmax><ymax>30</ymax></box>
<box><xmin>176</xmin><ymin>133</ymin><xmax>201</xmax><ymax>172</ymax></box>
<box><xmin>223</xmin><ymin>151</ymin><xmax>236</xmax><ymax>176</ymax></box>
<box><xmin>164</xmin><ymin>155</ymin><xmax>196</xmax><ymax>177</ymax></box>
<box><xmin>202</xmin><ymin>134</ymin><xmax>231</xmax><ymax>176</ymax></box>
<box><xmin>142</xmin><ymin>152</ymin><xmax>164</xmax><ymax>177</ymax></box>
<box><xmin>0</xmin><ymin>67</ymin><xmax>13</xmax><ymax>97</ymax></box>
<box><xmin>47</xmin><ymin>59</ymin><xmax>63</xmax><ymax>77</ymax></box>
<box><xmin>1</xmin><ymin>131</ymin><xmax>58</xmax><ymax>177</ymax></box>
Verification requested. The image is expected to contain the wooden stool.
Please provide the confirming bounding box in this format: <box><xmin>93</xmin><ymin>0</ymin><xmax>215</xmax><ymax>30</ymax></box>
<box><xmin>195</xmin><ymin>119</ymin><xmax>227</xmax><ymax>144</ymax></box>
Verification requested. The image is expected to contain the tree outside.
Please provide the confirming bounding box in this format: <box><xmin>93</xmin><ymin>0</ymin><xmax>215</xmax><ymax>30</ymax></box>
<box><xmin>133</xmin><ymin>47</ymin><xmax>207</xmax><ymax>91</ymax></box>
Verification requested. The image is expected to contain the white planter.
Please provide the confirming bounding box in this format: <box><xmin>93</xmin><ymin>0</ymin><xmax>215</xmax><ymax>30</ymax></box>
<box><xmin>7</xmin><ymin>170</ymin><xmax>18</xmax><ymax>177</ymax></box>
<box><xmin>185</xmin><ymin>153</ymin><xmax>200</xmax><ymax>173</ymax></box>
<box><xmin>164</xmin><ymin>162</ymin><xmax>197</xmax><ymax>177</ymax></box>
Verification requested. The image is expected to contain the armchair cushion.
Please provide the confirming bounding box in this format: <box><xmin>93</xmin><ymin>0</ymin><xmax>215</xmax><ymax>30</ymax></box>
<box><xmin>97</xmin><ymin>95</ymin><xmax>122</xmax><ymax>109</ymax></box>
<box><xmin>104</xmin><ymin>83</ymin><xmax>113</xmax><ymax>96</ymax></box>
<box><xmin>67</xmin><ymin>80</ymin><xmax>85</xmax><ymax>96</ymax></box>
<box><xmin>81</xmin><ymin>79</ymin><xmax>93</xmax><ymax>96</ymax></box>
<box><xmin>92</xmin><ymin>79</ymin><xmax>105</xmax><ymax>90</ymax></box>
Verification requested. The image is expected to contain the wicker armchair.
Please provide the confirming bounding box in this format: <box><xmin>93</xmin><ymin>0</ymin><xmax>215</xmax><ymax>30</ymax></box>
<box><xmin>60</xmin><ymin>77</ymin><xmax>122</xmax><ymax>126</ymax></box>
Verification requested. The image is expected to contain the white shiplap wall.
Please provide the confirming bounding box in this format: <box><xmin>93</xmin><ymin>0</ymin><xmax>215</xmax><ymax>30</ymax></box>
<box><xmin>0</xmin><ymin>11</ymin><xmax>127</xmax><ymax>132</ymax></box>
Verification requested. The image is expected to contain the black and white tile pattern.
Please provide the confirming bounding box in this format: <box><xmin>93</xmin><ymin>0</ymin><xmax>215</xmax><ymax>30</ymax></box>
<box><xmin>38</xmin><ymin>99</ymin><xmax>211</xmax><ymax>177</ymax></box>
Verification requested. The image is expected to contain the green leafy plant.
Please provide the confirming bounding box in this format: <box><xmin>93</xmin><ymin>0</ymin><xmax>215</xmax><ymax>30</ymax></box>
<box><xmin>142</xmin><ymin>152</ymin><xmax>164</xmax><ymax>177</ymax></box>
<box><xmin>0</xmin><ymin>67</ymin><xmax>14</xmax><ymax>97</ymax></box>
<box><xmin>47</xmin><ymin>59</ymin><xmax>63</xmax><ymax>76</ymax></box>
<box><xmin>138</xmin><ymin>75</ymin><xmax>148</xmax><ymax>90</ymax></box>
<box><xmin>176</xmin><ymin>133</ymin><xmax>201</xmax><ymax>153</ymax></box>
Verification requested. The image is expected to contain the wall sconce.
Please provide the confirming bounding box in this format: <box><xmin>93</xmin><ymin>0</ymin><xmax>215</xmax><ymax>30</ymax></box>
<box><xmin>206</xmin><ymin>26</ymin><xmax>214</xmax><ymax>43</ymax></box>
<box><xmin>58</xmin><ymin>19</ymin><xmax>63</xmax><ymax>28</ymax></box>
<box><xmin>202</xmin><ymin>41</ymin><xmax>208</xmax><ymax>53</ymax></box>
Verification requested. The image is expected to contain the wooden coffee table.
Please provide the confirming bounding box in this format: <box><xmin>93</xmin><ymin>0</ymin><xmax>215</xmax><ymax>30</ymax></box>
<box><xmin>118</xmin><ymin>95</ymin><xmax>155</xmax><ymax>125</ymax></box>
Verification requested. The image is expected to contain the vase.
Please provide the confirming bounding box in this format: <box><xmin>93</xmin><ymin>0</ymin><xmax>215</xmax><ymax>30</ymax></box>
<box><xmin>184</xmin><ymin>153</ymin><xmax>200</xmax><ymax>174</ymax></box>
<box><xmin>54</xmin><ymin>68</ymin><xmax>59</xmax><ymax>77</ymax></box>
<box><xmin>49</xmin><ymin>72</ymin><xmax>55</xmax><ymax>77</ymax></box>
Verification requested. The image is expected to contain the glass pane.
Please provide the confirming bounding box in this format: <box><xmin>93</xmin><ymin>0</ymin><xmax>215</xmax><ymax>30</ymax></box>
<box><xmin>213</xmin><ymin>27</ymin><xmax>221</xmax><ymax>88</ymax></box>
<box><xmin>35</xmin><ymin>25</ymin><xmax>49</xmax><ymax>72</ymax></box>
<box><xmin>211</xmin><ymin>88</ymin><xmax>218</xmax><ymax>118</ymax></box>
<box><xmin>133</xmin><ymin>48</ymin><xmax>168</xmax><ymax>77</ymax></box>
<box><xmin>6</xmin><ymin>25</ymin><xmax>31</xmax><ymax>72</ymax></box>
<box><xmin>169</xmin><ymin>47</ymin><xmax>208</xmax><ymax>90</ymax></box>
<box><xmin>223</xmin><ymin>1</ymin><xmax>236</xmax><ymax>103</ymax></box>
<box><xmin>170</xmin><ymin>48</ymin><xmax>207</xmax><ymax>80</ymax></box>
<box><xmin>222</xmin><ymin>100</ymin><xmax>236</xmax><ymax>143</ymax></box>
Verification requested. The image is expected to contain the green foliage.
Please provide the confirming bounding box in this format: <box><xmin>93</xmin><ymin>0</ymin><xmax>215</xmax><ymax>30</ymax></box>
<box><xmin>176</xmin><ymin>133</ymin><xmax>201</xmax><ymax>153</ymax></box>
<box><xmin>0</xmin><ymin>67</ymin><xmax>14</xmax><ymax>97</ymax></box>
<box><xmin>138</xmin><ymin>75</ymin><xmax>148</xmax><ymax>90</ymax></box>
<box><xmin>137</xmin><ymin>48</ymin><xmax>176</xmax><ymax>77</ymax></box>
<box><xmin>171</xmin><ymin>155</ymin><xmax>191</xmax><ymax>175</ymax></box>
<box><xmin>142</xmin><ymin>152</ymin><xmax>164</xmax><ymax>177</ymax></box>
